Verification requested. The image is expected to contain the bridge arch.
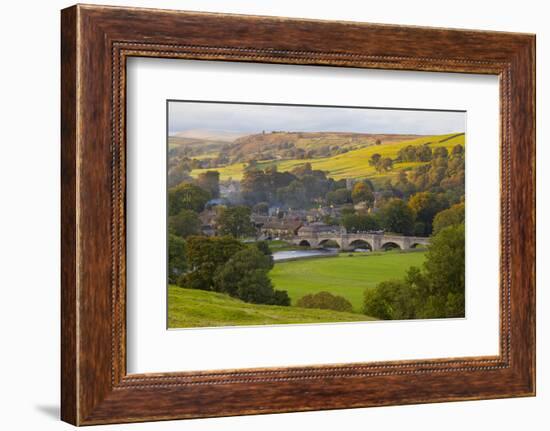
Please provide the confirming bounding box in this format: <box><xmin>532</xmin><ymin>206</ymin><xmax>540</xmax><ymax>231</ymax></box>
<box><xmin>318</xmin><ymin>239</ymin><xmax>341</xmax><ymax>249</ymax></box>
<box><xmin>381</xmin><ymin>241</ymin><xmax>401</xmax><ymax>251</ymax></box>
<box><xmin>298</xmin><ymin>240</ymin><xmax>311</xmax><ymax>247</ymax></box>
<box><xmin>410</xmin><ymin>242</ymin><xmax>427</xmax><ymax>249</ymax></box>
<box><xmin>348</xmin><ymin>239</ymin><xmax>373</xmax><ymax>251</ymax></box>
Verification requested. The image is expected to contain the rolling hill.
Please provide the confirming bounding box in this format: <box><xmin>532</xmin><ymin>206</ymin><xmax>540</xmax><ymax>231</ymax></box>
<box><xmin>191</xmin><ymin>132</ymin><xmax>465</xmax><ymax>181</ymax></box>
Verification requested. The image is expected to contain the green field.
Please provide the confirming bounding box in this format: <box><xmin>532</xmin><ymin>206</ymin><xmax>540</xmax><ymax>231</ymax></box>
<box><xmin>168</xmin><ymin>285</ymin><xmax>376</xmax><ymax>328</ymax></box>
<box><xmin>270</xmin><ymin>251</ymin><xmax>426</xmax><ymax>311</ymax></box>
<box><xmin>168</xmin><ymin>251</ymin><xmax>426</xmax><ymax>328</ymax></box>
<box><xmin>192</xmin><ymin>133</ymin><xmax>464</xmax><ymax>181</ymax></box>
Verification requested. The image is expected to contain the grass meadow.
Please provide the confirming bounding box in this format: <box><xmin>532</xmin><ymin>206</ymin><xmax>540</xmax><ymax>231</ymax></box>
<box><xmin>168</xmin><ymin>251</ymin><xmax>426</xmax><ymax>327</ymax></box>
<box><xmin>270</xmin><ymin>251</ymin><xmax>427</xmax><ymax>311</ymax></box>
<box><xmin>168</xmin><ymin>285</ymin><xmax>376</xmax><ymax>328</ymax></box>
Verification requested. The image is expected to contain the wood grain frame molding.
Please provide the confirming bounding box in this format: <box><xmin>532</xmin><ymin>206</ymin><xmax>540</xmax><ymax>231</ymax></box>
<box><xmin>61</xmin><ymin>4</ymin><xmax>535</xmax><ymax>425</ymax></box>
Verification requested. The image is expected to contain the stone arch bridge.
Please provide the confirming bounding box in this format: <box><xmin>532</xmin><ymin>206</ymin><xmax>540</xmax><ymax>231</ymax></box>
<box><xmin>291</xmin><ymin>231</ymin><xmax>429</xmax><ymax>251</ymax></box>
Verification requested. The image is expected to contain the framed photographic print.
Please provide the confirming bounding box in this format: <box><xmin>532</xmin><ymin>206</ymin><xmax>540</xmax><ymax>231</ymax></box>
<box><xmin>61</xmin><ymin>4</ymin><xmax>535</xmax><ymax>425</ymax></box>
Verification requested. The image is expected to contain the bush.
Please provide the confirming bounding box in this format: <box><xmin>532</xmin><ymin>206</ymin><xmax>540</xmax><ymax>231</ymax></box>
<box><xmin>363</xmin><ymin>280</ymin><xmax>417</xmax><ymax>320</ymax></box>
<box><xmin>297</xmin><ymin>291</ymin><xmax>353</xmax><ymax>312</ymax></box>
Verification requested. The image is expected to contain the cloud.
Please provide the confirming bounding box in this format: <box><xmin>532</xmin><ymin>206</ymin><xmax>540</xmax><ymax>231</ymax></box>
<box><xmin>168</xmin><ymin>101</ymin><xmax>465</xmax><ymax>136</ymax></box>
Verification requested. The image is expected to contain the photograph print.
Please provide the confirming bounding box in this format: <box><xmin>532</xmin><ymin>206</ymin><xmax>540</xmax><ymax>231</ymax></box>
<box><xmin>167</xmin><ymin>101</ymin><xmax>466</xmax><ymax>329</ymax></box>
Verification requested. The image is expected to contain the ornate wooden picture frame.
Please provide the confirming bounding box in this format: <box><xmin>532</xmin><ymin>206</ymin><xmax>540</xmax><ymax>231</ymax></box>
<box><xmin>61</xmin><ymin>4</ymin><xmax>535</xmax><ymax>425</ymax></box>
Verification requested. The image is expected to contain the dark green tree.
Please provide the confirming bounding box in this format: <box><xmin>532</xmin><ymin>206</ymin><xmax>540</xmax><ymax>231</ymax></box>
<box><xmin>277</xmin><ymin>180</ymin><xmax>306</xmax><ymax>208</ymax></box>
<box><xmin>423</xmin><ymin>223</ymin><xmax>465</xmax><ymax>317</ymax></box>
<box><xmin>180</xmin><ymin>236</ymin><xmax>244</xmax><ymax>290</ymax></box>
<box><xmin>168</xmin><ymin>183</ymin><xmax>211</xmax><ymax>215</ymax></box>
<box><xmin>326</xmin><ymin>188</ymin><xmax>352</xmax><ymax>206</ymax></box>
<box><xmin>168</xmin><ymin>209</ymin><xmax>201</xmax><ymax>238</ymax></box>
<box><xmin>196</xmin><ymin>171</ymin><xmax>220</xmax><ymax>198</ymax></box>
<box><xmin>216</xmin><ymin>206</ymin><xmax>256</xmax><ymax>238</ymax></box>
<box><xmin>254</xmin><ymin>240</ymin><xmax>273</xmax><ymax>257</ymax></box>
<box><xmin>342</xmin><ymin>214</ymin><xmax>379</xmax><ymax>233</ymax></box>
<box><xmin>213</xmin><ymin>247</ymin><xmax>289</xmax><ymax>305</ymax></box>
<box><xmin>168</xmin><ymin>234</ymin><xmax>186</xmax><ymax>284</ymax></box>
<box><xmin>377</xmin><ymin>198</ymin><xmax>415</xmax><ymax>235</ymax></box>
<box><xmin>363</xmin><ymin>280</ymin><xmax>417</xmax><ymax>320</ymax></box>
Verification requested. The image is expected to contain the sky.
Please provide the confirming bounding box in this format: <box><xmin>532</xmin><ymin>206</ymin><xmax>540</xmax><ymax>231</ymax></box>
<box><xmin>168</xmin><ymin>101</ymin><xmax>465</xmax><ymax>136</ymax></box>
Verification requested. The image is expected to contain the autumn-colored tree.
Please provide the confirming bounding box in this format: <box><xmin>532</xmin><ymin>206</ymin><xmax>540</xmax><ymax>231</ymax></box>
<box><xmin>351</xmin><ymin>182</ymin><xmax>375</xmax><ymax>207</ymax></box>
<box><xmin>408</xmin><ymin>192</ymin><xmax>449</xmax><ymax>235</ymax></box>
<box><xmin>432</xmin><ymin>202</ymin><xmax>465</xmax><ymax>234</ymax></box>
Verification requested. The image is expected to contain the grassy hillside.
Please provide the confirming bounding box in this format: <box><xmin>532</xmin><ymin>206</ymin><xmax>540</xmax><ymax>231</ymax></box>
<box><xmin>168</xmin><ymin>285</ymin><xmax>376</xmax><ymax>328</ymax></box>
<box><xmin>270</xmin><ymin>251</ymin><xmax>427</xmax><ymax>311</ymax></box>
<box><xmin>231</xmin><ymin>131</ymin><xmax>423</xmax><ymax>155</ymax></box>
<box><xmin>192</xmin><ymin>133</ymin><xmax>464</xmax><ymax>181</ymax></box>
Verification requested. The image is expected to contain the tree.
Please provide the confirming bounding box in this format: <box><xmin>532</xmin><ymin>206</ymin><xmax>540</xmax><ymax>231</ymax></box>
<box><xmin>252</xmin><ymin>202</ymin><xmax>269</xmax><ymax>215</ymax></box>
<box><xmin>167</xmin><ymin>160</ymin><xmax>193</xmax><ymax>188</ymax></box>
<box><xmin>297</xmin><ymin>292</ymin><xmax>353</xmax><ymax>312</ymax></box>
<box><xmin>375</xmin><ymin>139</ymin><xmax>382</xmax><ymax>145</ymax></box>
<box><xmin>241</xmin><ymin>169</ymin><xmax>268</xmax><ymax>204</ymax></box>
<box><xmin>362</xmin><ymin>223</ymin><xmax>465</xmax><ymax>320</ymax></box>
<box><xmin>342</xmin><ymin>214</ymin><xmax>379</xmax><ymax>233</ymax></box>
<box><xmin>368</xmin><ymin>153</ymin><xmax>382</xmax><ymax>167</ymax></box>
<box><xmin>379</xmin><ymin>157</ymin><xmax>394</xmax><ymax>172</ymax></box>
<box><xmin>363</xmin><ymin>280</ymin><xmax>417</xmax><ymax>320</ymax></box>
<box><xmin>291</xmin><ymin>162</ymin><xmax>312</xmax><ymax>177</ymax></box>
<box><xmin>377</xmin><ymin>198</ymin><xmax>415</xmax><ymax>235</ymax></box>
<box><xmin>277</xmin><ymin>180</ymin><xmax>306</xmax><ymax>208</ymax></box>
<box><xmin>237</xmin><ymin>270</ymin><xmax>289</xmax><ymax>305</ymax></box>
<box><xmin>168</xmin><ymin>234</ymin><xmax>186</xmax><ymax>284</ymax></box>
<box><xmin>196</xmin><ymin>171</ymin><xmax>220</xmax><ymax>198</ymax></box>
<box><xmin>408</xmin><ymin>192</ymin><xmax>449</xmax><ymax>235</ymax></box>
<box><xmin>416</xmin><ymin>144</ymin><xmax>432</xmax><ymax>162</ymax></box>
<box><xmin>180</xmin><ymin>236</ymin><xmax>244</xmax><ymax>290</ymax></box>
<box><xmin>433</xmin><ymin>147</ymin><xmax>449</xmax><ymax>159</ymax></box>
<box><xmin>393</xmin><ymin>170</ymin><xmax>416</xmax><ymax>198</ymax></box>
<box><xmin>423</xmin><ymin>223</ymin><xmax>465</xmax><ymax>314</ymax></box>
<box><xmin>432</xmin><ymin>202</ymin><xmax>465</xmax><ymax>234</ymax></box>
<box><xmin>168</xmin><ymin>209</ymin><xmax>201</xmax><ymax>238</ymax></box>
<box><xmin>168</xmin><ymin>183</ymin><xmax>211</xmax><ymax>215</ymax></box>
<box><xmin>213</xmin><ymin>247</ymin><xmax>289</xmax><ymax>305</ymax></box>
<box><xmin>351</xmin><ymin>182</ymin><xmax>375</xmax><ymax>207</ymax></box>
<box><xmin>255</xmin><ymin>240</ymin><xmax>273</xmax><ymax>257</ymax></box>
<box><xmin>216</xmin><ymin>206</ymin><xmax>256</xmax><ymax>238</ymax></box>
<box><xmin>326</xmin><ymin>188</ymin><xmax>352</xmax><ymax>206</ymax></box>
<box><xmin>451</xmin><ymin>144</ymin><xmax>464</xmax><ymax>157</ymax></box>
